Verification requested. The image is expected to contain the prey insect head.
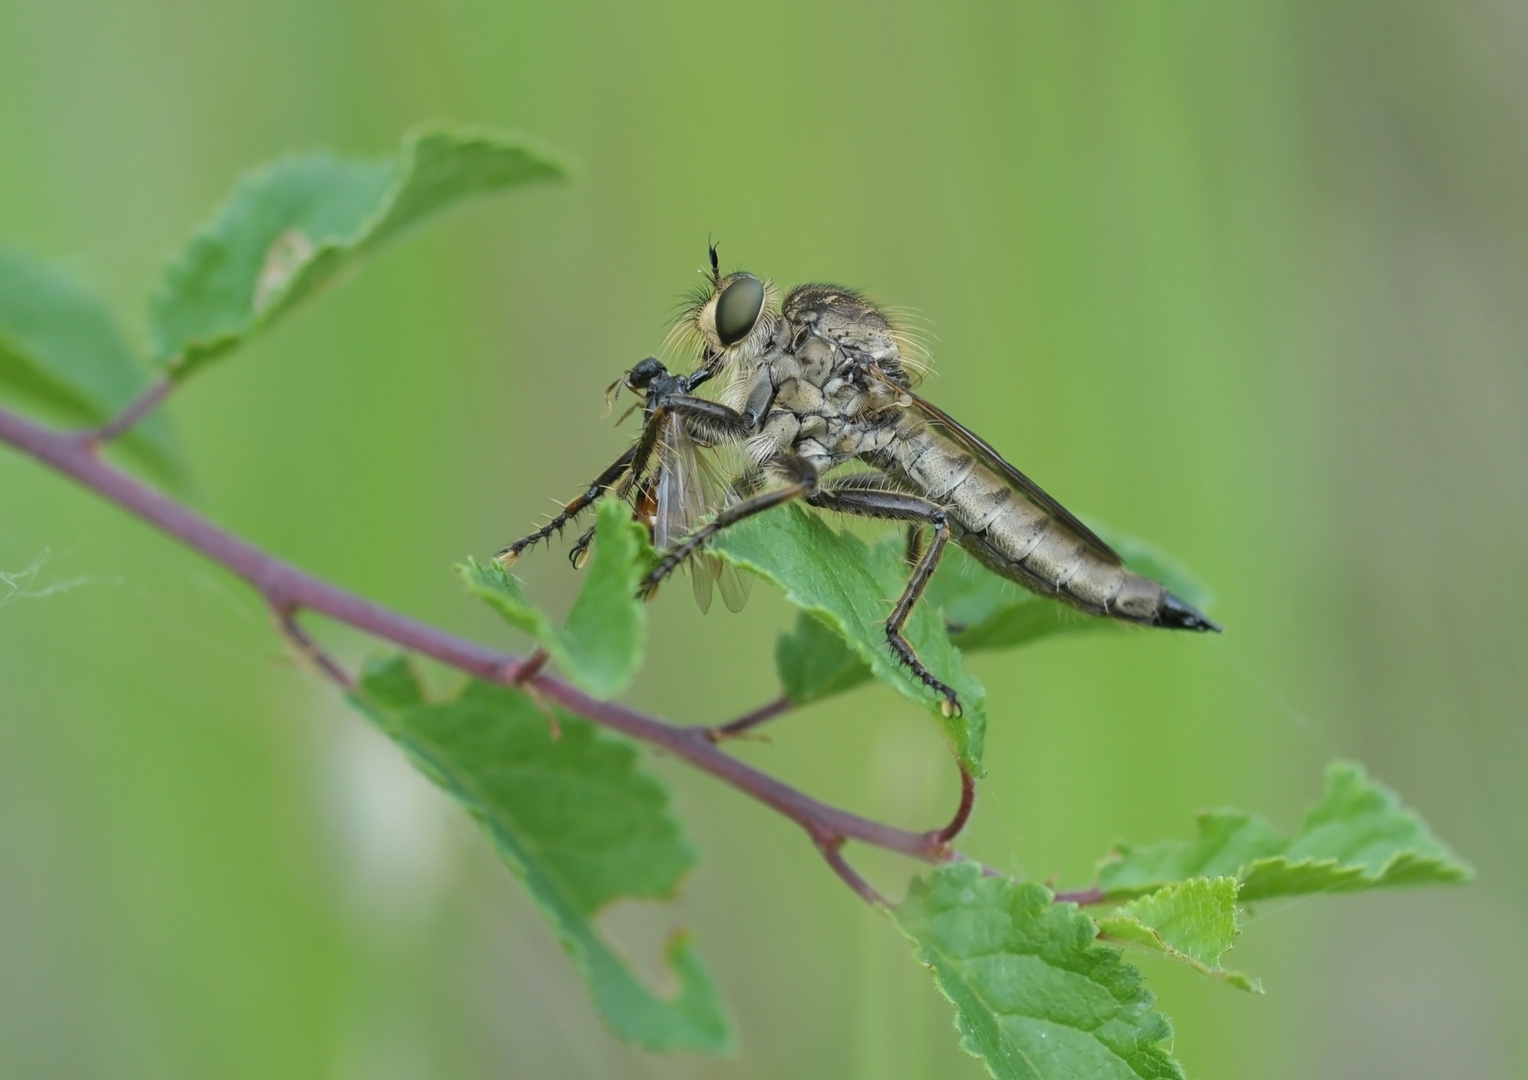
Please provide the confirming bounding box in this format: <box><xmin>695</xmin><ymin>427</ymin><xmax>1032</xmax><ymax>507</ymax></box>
<box><xmin>604</xmin><ymin>357</ymin><xmax>669</xmax><ymax>423</ymax></box>
<box><xmin>625</xmin><ymin>356</ymin><xmax>667</xmax><ymax>390</ymax></box>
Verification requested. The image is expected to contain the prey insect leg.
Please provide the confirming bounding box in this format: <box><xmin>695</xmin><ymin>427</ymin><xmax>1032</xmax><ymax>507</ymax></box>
<box><xmin>810</xmin><ymin>478</ymin><xmax>961</xmax><ymax>717</ymax></box>
<box><xmin>638</xmin><ymin>454</ymin><xmax>818</xmax><ymax>599</ymax></box>
<box><xmin>496</xmin><ymin>445</ymin><xmax>639</xmax><ymax>565</ymax></box>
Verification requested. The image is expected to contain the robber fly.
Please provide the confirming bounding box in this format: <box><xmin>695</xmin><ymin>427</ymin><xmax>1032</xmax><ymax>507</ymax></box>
<box><xmin>500</xmin><ymin>247</ymin><xmax>1218</xmax><ymax>715</ymax></box>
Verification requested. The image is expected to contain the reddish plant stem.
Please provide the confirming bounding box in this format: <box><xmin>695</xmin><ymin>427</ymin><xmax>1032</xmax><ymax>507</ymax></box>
<box><xmin>0</xmin><ymin>404</ymin><xmax>961</xmax><ymax>882</ymax></box>
<box><xmin>705</xmin><ymin>693</ymin><xmax>794</xmax><ymax>741</ymax></box>
<box><xmin>275</xmin><ymin>607</ymin><xmax>358</xmax><ymax>692</ymax></box>
<box><xmin>88</xmin><ymin>377</ymin><xmax>174</xmax><ymax>443</ymax></box>
<box><xmin>816</xmin><ymin>838</ymin><xmax>888</xmax><ymax>907</ymax></box>
<box><xmin>930</xmin><ymin>762</ymin><xmax>977</xmax><ymax>845</ymax></box>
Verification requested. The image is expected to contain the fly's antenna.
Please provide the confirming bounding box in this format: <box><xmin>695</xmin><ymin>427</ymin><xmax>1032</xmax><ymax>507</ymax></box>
<box><xmin>708</xmin><ymin>239</ymin><xmax>721</xmax><ymax>287</ymax></box>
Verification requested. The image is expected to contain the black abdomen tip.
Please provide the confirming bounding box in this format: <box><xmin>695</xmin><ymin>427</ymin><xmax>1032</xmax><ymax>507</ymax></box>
<box><xmin>1159</xmin><ymin>593</ymin><xmax>1222</xmax><ymax>633</ymax></box>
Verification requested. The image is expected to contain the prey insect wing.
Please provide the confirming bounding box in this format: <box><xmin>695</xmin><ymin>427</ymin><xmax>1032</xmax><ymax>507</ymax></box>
<box><xmin>651</xmin><ymin>408</ymin><xmax>751</xmax><ymax>613</ymax></box>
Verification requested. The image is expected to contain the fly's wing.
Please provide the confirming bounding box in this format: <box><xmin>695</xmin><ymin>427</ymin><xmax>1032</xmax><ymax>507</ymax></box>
<box><xmin>885</xmin><ymin>374</ymin><xmax>1122</xmax><ymax>565</ymax></box>
<box><xmin>689</xmin><ymin>430</ymin><xmax>754</xmax><ymax>613</ymax></box>
<box><xmin>688</xmin><ymin>431</ymin><xmax>752</xmax><ymax>612</ymax></box>
<box><xmin>714</xmin><ymin>553</ymin><xmax>753</xmax><ymax>613</ymax></box>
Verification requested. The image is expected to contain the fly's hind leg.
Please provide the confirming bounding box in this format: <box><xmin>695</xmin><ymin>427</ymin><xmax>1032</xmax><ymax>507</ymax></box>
<box><xmin>810</xmin><ymin>475</ymin><xmax>961</xmax><ymax>717</ymax></box>
<box><xmin>496</xmin><ymin>445</ymin><xmax>638</xmax><ymax>566</ymax></box>
<box><xmin>905</xmin><ymin>523</ymin><xmax>925</xmax><ymax>565</ymax></box>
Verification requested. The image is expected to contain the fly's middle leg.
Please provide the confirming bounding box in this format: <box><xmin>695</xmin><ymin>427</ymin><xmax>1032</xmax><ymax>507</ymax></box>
<box><xmin>905</xmin><ymin>524</ymin><xmax>925</xmax><ymax>566</ymax></box>
<box><xmin>638</xmin><ymin>454</ymin><xmax>818</xmax><ymax>599</ymax></box>
<box><xmin>809</xmin><ymin>479</ymin><xmax>961</xmax><ymax>717</ymax></box>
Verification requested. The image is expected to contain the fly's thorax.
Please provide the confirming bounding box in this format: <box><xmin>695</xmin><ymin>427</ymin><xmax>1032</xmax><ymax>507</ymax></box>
<box><xmin>788</xmin><ymin>327</ymin><xmax>838</xmax><ymax>387</ymax></box>
<box><xmin>782</xmin><ymin>285</ymin><xmax>900</xmax><ymax>365</ymax></box>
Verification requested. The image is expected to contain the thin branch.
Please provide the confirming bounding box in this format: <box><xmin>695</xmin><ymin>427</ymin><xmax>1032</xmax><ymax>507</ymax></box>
<box><xmin>816</xmin><ymin>838</ymin><xmax>888</xmax><ymax>907</ymax></box>
<box><xmin>89</xmin><ymin>377</ymin><xmax>174</xmax><ymax>443</ymax></box>
<box><xmin>274</xmin><ymin>606</ymin><xmax>357</xmax><ymax>691</ymax></box>
<box><xmin>0</xmin><ymin>402</ymin><xmax>965</xmax><ymax>885</ymax></box>
<box><xmin>705</xmin><ymin>693</ymin><xmax>793</xmax><ymax>742</ymax></box>
<box><xmin>929</xmin><ymin>762</ymin><xmax>977</xmax><ymax>845</ymax></box>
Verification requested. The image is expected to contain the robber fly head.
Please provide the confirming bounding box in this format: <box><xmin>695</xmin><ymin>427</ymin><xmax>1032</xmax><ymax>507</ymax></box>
<box><xmin>670</xmin><ymin>244</ymin><xmax>776</xmax><ymax>374</ymax></box>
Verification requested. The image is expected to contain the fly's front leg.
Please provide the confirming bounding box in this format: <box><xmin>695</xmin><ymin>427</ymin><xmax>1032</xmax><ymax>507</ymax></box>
<box><xmin>653</xmin><ymin>393</ymin><xmax>756</xmax><ymax>445</ymax></box>
<box><xmin>638</xmin><ymin>454</ymin><xmax>818</xmax><ymax>600</ymax></box>
<box><xmin>496</xmin><ymin>445</ymin><xmax>638</xmax><ymax>566</ymax></box>
<box><xmin>810</xmin><ymin>478</ymin><xmax>961</xmax><ymax>717</ymax></box>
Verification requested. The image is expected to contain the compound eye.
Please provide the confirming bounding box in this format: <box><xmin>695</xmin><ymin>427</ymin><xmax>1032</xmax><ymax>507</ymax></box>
<box><xmin>714</xmin><ymin>274</ymin><xmax>765</xmax><ymax>347</ymax></box>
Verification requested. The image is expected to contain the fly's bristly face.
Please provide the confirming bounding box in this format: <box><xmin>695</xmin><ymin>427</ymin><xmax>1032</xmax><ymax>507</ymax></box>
<box><xmin>667</xmin><ymin>247</ymin><xmax>779</xmax><ymax>382</ymax></box>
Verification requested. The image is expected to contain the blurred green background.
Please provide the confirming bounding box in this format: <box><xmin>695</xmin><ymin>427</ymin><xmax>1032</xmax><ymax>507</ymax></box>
<box><xmin>1</xmin><ymin>1</ymin><xmax>1524</xmax><ymax>1077</ymax></box>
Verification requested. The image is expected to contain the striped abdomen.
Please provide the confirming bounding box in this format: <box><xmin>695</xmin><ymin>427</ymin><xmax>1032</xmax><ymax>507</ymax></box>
<box><xmin>884</xmin><ymin>426</ymin><xmax>1216</xmax><ymax>630</ymax></box>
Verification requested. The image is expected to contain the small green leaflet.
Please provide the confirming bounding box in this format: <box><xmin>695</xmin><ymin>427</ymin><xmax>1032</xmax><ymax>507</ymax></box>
<box><xmin>0</xmin><ymin>244</ymin><xmax>178</xmax><ymax>473</ymax></box>
<box><xmin>149</xmin><ymin>125</ymin><xmax>568</xmax><ymax>378</ymax></box>
<box><xmin>1096</xmin><ymin>878</ymin><xmax>1260</xmax><ymax>993</ymax></box>
<box><xmin>352</xmin><ymin>656</ymin><xmax>731</xmax><ymax>1053</ymax></box>
<box><xmin>713</xmin><ymin>503</ymin><xmax>987</xmax><ymax>773</ymax></box>
<box><xmin>1096</xmin><ymin>761</ymin><xmax>1473</xmax><ymax>902</ymax></box>
<box><xmin>460</xmin><ymin>499</ymin><xmax>648</xmax><ymax>700</ymax></box>
<box><xmin>892</xmin><ymin>863</ymin><xmax>1183</xmax><ymax>1080</ymax></box>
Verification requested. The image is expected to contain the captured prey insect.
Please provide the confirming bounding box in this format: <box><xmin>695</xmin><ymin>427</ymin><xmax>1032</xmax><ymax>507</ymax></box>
<box><xmin>498</xmin><ymin>353</ymin><xmax>752</xmax><ymax>614</ymax></box>
<box><xmin>499</xmin><ymin>247</ymin><xmax>1219</xmax><ymax>715</ymax></box>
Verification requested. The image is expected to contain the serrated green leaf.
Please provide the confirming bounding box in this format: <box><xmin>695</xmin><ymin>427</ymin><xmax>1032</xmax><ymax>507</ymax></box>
<box><xmin>775</xmin><ymin>610</ymin><xmax>874</xmax><ymax>706</ymax></box>
<box><xmin>0</xmin><ymin>244</ymin><xmax>178</xmax><ymax>473</ymax></box>
<box><xmin>892</xmin><ymin>863</ymin><xmax>1183</xmax><ymax>1080</ymax></box>
<box><xmin>1095</xmin><ymin>810</ymin><xmax>1287</xmax><ymax>897</ymax></box>
<box><xmin>712</xmin><ymin>503</ymin><xmax>986</xmax><ymax>773</ymax></box>
<box><xmin>149</xmin><ymin>125</ymin><xmax>568</xmax><ymax>378</ymax></box>
<box><xmin>352</xmin><ymin>656</ymin><xmax>731</xmax><ymax>1053</ymax></box>
<box><xmin>768</xmin><ymin>528</ymin><xmax>1216</xmax><ymax>711</ymax></box>
<box><xmin>1097</xmin><ymin>761</ymin><xmax>1473</xmax><ymax>902</ymax></box>
<box><xmin>459</xmin><ymin>499</ymin><xmax>647</xmax><ymax>699</ymax></box>
<box><xmin>1096</xmin><ymin>878</ymin><xmax>1261</xmax><ymax>993</ymax></box>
